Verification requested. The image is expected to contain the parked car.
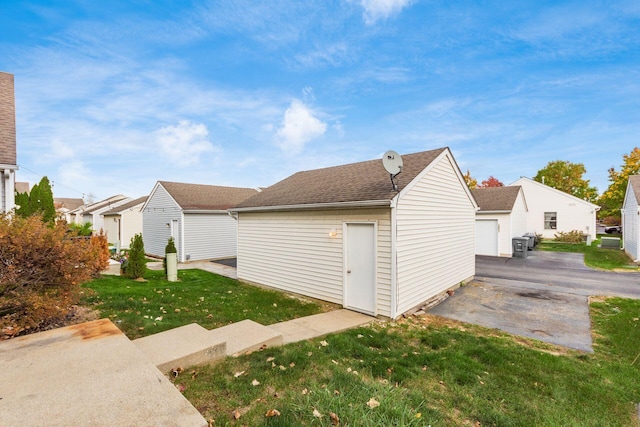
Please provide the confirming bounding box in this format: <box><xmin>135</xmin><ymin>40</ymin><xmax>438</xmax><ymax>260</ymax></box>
<box><xmin>604</xmin><ymin>225</ymin><xmax>622</xmax><ymax>234</ymax></box>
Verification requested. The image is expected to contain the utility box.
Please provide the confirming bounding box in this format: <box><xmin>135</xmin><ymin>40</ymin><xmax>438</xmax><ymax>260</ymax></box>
<box><xmin>512</xmin><ymin>237</ymin><xmax>529</xmax><ymax>258</ymax></box>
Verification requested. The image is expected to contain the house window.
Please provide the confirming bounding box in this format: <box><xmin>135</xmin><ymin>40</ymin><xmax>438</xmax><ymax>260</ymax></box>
<box><xmin>544</xmin><ymin>212</ymin><xmax>557</xmax><ymax>229</ymax></box>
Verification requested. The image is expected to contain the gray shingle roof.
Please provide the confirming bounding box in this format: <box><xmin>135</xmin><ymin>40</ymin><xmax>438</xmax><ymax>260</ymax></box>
<box><xmin>233</xmin><ymin>148</ymin><xmax>448</xmax><ymax>209</ymax></box>
<box><xmin>102</xmin><ymin>196</ymin><xmax>148</xmax><ymax>215</ymax></box>
<box><xmin>83</xmin><ymin>195</ymin><xmax>129</xmax><ymax>214</ymax></box>
<box><xmin>54</xmin><ymin>197</ymin><xmax>84</xmax><ymax>211</ymax></box>
<box><xmin>159</xmin><ymin>181</ymin><xmax>258</xmax><ymax>210</ymax></box>
<box><xmin>629</xmin><ymin>175</ymin><xmax>640</xmax><ymax>203</ymax></box>
<box><xmin>15</xmin><ymin>182</ymin><xmax>30</xmax><ymax>194</ymax></box>
<box><xmin>471</xmin><ymin>186</ymin><xmax>521</xmax><ymax>212</ymax></box>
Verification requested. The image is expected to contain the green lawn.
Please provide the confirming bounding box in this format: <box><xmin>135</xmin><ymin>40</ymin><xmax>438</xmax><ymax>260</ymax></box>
<box><xmin>536</xmin><ymin>234</ymin><xmax>638</xmax><ymax>270</ymax></box>
<box><xmin>82</xmin><ymin>267</ymin><xmax>640</xmax><ymax>425</ymax></box>
<box><xmin>82</xmin><ymin>269</ymin><xmax>327</xmax><ymax>339</ymax></box>
<box><xmin>179</xmin><ymin>298</ymin><xmax>640</xmax><ymax>426</ymax></box>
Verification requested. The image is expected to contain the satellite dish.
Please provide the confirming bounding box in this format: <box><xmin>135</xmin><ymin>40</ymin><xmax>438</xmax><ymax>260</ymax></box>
<box><xmin>382</xmin><ymin>150</ymin><xmax>403</xmax><ymax>191</ymax></box>
<box><xmin>382</xmin><ymin>150</ymin><xmax>403</xmax><ymax>174</ymax></box>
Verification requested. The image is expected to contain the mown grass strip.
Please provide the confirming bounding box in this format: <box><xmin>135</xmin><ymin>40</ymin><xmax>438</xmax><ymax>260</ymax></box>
<box><xmin>82</xmin><ymin>269</ymin><xmax>326</xmax><ymax>339</ymax></box>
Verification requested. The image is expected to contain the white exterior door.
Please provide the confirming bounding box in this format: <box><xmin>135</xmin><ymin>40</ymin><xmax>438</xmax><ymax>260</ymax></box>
<box><xmin>475</xmin><ymin>219</ymin><xmax>499</xmax><ymax>256</ymax></box>
<box><xmin>344</xmin><ymin>223</ymin><xmax>376</xmax><ymax>315</ymax></box>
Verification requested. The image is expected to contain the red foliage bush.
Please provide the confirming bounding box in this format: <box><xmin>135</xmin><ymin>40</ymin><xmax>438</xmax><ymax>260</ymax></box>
<box><xmin>0</xmin><ymin>214</ymin><xmax>110</xmax><ymax>339</ymax></box>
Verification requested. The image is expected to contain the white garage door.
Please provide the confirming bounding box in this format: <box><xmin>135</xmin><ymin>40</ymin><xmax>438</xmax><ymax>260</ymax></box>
<box><xmin>475</xmin><ymin>220</ymin><xmax>499</xmax><ymax>256</ymax></box>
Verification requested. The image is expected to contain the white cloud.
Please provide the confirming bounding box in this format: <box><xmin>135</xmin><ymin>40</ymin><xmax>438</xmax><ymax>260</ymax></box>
<box><xmin>155</xmin><ymin>121</ymin><xmax>216</xmax><ymax>165</ymax></box>
<box><xmin>358</xmin><ymin>0</ymin><xmax>413</xmax><ymax>25</ymax></box>
<box><xmin>275</xmin><ymin>100</ymin><xmax>327</xmax><ymax>154</ymax></box>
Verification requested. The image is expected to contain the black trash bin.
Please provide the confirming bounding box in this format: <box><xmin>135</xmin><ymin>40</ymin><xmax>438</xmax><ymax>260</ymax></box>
<box><xmin>512</xmin><ymin>237</ymin><xmax>529</xmax><ymax>258</ymax></box>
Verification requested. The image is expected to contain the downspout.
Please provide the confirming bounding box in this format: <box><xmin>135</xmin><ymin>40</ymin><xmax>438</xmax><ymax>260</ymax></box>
<box><xmin>390</xmin><ymin>197</ymin><xmax>398</xmax><ymax>319</ymax></box>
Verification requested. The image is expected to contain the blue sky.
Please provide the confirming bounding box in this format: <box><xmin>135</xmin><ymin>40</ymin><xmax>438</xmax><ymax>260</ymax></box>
<box><xmin>1</xmin><ymin>1</ymin><xmax>639</xmax><ymax>201</ymax></box>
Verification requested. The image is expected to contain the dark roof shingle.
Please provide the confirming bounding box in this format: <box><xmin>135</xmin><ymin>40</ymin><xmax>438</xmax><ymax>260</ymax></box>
<box><xmin>233</xmin><ymin>148</ymin><xmax>447</xmax><ymax>209</ymax></box>
<box><xmin>159</xmin><ymin>181</ymin><xmax>258</xmax><ymax>210</ymax></box>
<box><xmin>471</xmin><ymin>186</ymin><xmax>522</xmax><ymax>212</ymax></box>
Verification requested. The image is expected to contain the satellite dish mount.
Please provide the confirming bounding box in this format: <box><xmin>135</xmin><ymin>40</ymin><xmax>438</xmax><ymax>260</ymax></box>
<box><xmin>382</xmin><ymin>150</ymin><xmax>403</xmax><ymax>191</ymax></box>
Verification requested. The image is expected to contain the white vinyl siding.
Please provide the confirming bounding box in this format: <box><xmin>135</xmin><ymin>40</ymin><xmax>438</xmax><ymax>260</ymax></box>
<box><xmin>511</xmin><ymin>193</ymin><xmax>528</xmax><ymax>238</ymax></box>
<box><xmin>623</xmin><ymin>187</ymin><xmax>639</xmax><ymax>261</ymax></box>
<box><xmin>103</xmin><ymin>215</ymin><xmax>120</xmax><ymax>245</ymax></box>
<box><xmin>183</xmin><ymin>213</ymin><xmax>237</xmax><ymax>261</ymax></box>
<box><xmin>121</xmin><ymin>206</ymin><xmax>144</xmax><ymax>249</ymax></box>
<box><xmin>395</xmin><ymin>155</ymin><xmax>476</xmax><ymax>315</ymax></box>
<box><xmin>512</xmin><ymin>178</ymin><xmax>598</xmax><ymax>239</ymax></box>
<box><xmin>237</xmin><ymin>208</ymin><xmax>393</xmax><ymax>317</ymax></box>
<box><xmin>0</xmin><ymin>170</ymin><xmax>5</xmax><ymax>212</ymax></box>
<box><xmin>143</xmin><ymin>185</ymin><xmax>182</xmax><ymax>259</ymax></box>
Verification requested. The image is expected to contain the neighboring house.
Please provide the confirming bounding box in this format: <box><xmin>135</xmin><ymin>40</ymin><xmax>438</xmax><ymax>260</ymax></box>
<box><xmin>54</xmin><ymin>197</ymin><xmax>84</xmax><ymax>222</ymax></box>
<box><xmin>70</xmin><ymin>195</ymin><xmax>131</xmax><ymax>231</ymax></box>
<box><xmin>102</xmin><ymin>196</ymin><xmax>147</xmax><ymax>248</ymax></box>
<box><xmin>509</xmin><ymin>177</ymin><xmax>599</xmax><ymax>239</ymax></box>
<box><xmin>142</xmin><ymin>181</ymin><xmax>258</xmax><ymax>262</ymax></box>
<box><xmin>471</xmin><ymin>186</ymin><xmax>528</xmax><ymax>257</ymax></box>
<box><xmin>0</xmin><ymin>71</ymin><xmax>18</xmax><ymax>214</ymax></box>
<box><xmin>622</xmin><ymin>175</ymin><xmax>640</xmax><ymax>262</ymax></box>
<box><xmin>229</xmin><ymin>147</ymin><xmax>478</xmax><ymax>319</ymax></box>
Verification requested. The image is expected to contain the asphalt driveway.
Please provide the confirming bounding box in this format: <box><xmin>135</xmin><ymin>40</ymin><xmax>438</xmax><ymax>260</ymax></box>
<box><xmin>428</xmin><ymin>251</ymin><xmax>640</xmax><ymax>352</ymax></box>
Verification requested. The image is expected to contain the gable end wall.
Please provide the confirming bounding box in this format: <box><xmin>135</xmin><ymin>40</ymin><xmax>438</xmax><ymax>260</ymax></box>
<box><xmin>395</xmin><ymin>155</ymin><xmax>476</xmax><ymax>314</ymax></box>
<box><xmin>143</xmin><ymin>185</ymin><xmax>182</xmax><ymax>258</ymax></box>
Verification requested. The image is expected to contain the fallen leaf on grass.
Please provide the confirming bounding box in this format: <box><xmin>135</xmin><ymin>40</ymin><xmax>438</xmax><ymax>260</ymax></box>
<box><xmin>265</xmin><ymin>409</ymin><xmax>281</xmax><ymax>417</ymax></box>
<box><xmin>302</xmin><ymin>388</ymin><xmax>308</xmax><ymax>395</ymax></box>
<box><xmin>332</xmin><ymin>360</ymin><xmax>339</xmax><ymax>365</ymax></box>
<box><xmin>320</xmin><ymin>340</ymin><xmax>329</xmax><ymax>347</ymax></box>
<box><xmin>252</xmin><ymin>379</ymin><xmax>260</xmax><ymax>386</ymax></box>
<box><xmin>234</xmin><ymin>370</ymin><xmax>245</xmax><ymax>378</ymax></box>
<box><xmin>289</xmin><ymin>362</ymin><xmax>295</xmax><ymax>368</ymax></box>
<box><xmin>266</xmin><ymin>357</ymin><xmax>275</xmax><ymax>362</ymax></box>
<box><xmin>366</xmin><ymin>398</ymin><xmax>380</xmax><ymax>409</ymax></box>
<box><xmin>171</xmin><ymin>367</ymin><xmax>184</xmax><ymax>377</ymax></box>
<box><xmin>329</xmin><ymin>412</ymin><xmax>340</xmax><ymax>425</ymax></box>
<box><xmin>231</xmin><ymin>409</ymin><xmax>241</xmax><ymax>420</ymax></box>
<box><xmin>313</xmin><ymin>409</ymin><xmax>322</xmax><ymax>418</ymax></box>
<box><xmin>208</xmin><ymin>418</ymin><xmax>215</xmax><ymax>427</ymax></box>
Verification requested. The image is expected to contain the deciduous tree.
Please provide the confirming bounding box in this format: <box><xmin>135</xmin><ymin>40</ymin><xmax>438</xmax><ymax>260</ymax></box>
<box><xmin>598</xmin><ymin>147</ymin><xmax>640</xmax><ymax>220</ymax></box>
<box><xmin>463</xmin><ymin>170</ymin><xmax>477</xmax><ymax>189</ymax></box>
<box><xmin>534</xmin><ymin>160</ymin><xmax>598</xmax><ymax>202</ymax></box>
<box><xmin>478</xmin><ymin>176</ymin><xmax>504</xmax><ymax>188</ymax></box>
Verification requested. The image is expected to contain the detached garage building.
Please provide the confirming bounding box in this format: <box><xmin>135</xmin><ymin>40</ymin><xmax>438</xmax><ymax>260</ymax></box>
<box><xmin>142</xmin><ymin>181</ymin><xmax>258</xmax><ymax>262</ymax></box>
<box><xmin>229</xmin><ymin>147</ymin><xmax>478</xmax><ymax>319</ymax></box>
<box><xmin>471</xmin><ymin>186</ymin><xmax>528</xmax><ymax>257</ymax></box>
<box><xmin>622</xmin><ymin>175</ymin><xmax>640</xmax><ymax>263</ymax></box>
<box><xmin>510</xmin><ymin>177</ymin><xmax>599</xmax><ymax>240</ymax></box>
